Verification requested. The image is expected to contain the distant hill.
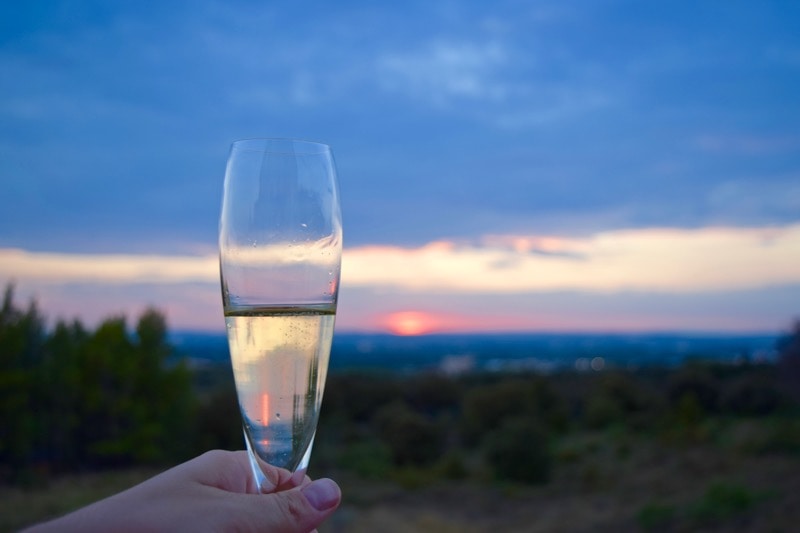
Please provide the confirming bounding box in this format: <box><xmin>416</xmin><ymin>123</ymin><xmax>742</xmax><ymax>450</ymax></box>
<box><xmin>169</xmin><ymin>331</ymin><xmax>779</xmax><ymax>374</ymax></box>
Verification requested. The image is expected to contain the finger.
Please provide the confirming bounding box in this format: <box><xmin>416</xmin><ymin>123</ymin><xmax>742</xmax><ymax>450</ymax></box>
<box><xmin>275</xmin><ymin>468</ymin><xmax>309</xmax><ymax>492</ymax></box>
<box><xmin>254</xmin><ymin>460</ymin><xmax>296</xmax><ymax>493</ymax></box>
<box><xmin>299</xmin><ymin>479</ymin><xmax>340</xmax><ymax>513</ymax></box>
<box><xmin>236</xmin><ymin>478</ymin><xmax>341</xmax><ymax>533</ymax></box>
<box><xmin>180</xmin><ymin>450</ymin><xmax>296</xmax><ymax>495</ymax></box>
<box><xmin>223</xmin><ymin>451</ymin><xmax>295</xmax><ymax>494</ymax></box>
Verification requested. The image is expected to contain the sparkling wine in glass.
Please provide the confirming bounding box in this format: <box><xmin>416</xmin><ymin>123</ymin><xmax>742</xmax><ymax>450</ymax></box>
<box><xmin>218</xmin><ymin>138</ymin><xmax>342</xmax><ymax>491</ymax></box>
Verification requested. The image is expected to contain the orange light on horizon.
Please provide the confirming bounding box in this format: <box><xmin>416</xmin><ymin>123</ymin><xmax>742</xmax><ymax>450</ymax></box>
<box><xmin>385</xmin><ymin>311</ymin><xmax>438</xmax><ymax>336</ymax></box>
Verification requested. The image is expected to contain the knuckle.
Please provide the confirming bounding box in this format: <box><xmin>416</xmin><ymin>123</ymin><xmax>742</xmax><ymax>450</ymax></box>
<box><xmin>281</xmin><ymin>492</ymin><xmax>311</xmax><ymax>526</ymax></box>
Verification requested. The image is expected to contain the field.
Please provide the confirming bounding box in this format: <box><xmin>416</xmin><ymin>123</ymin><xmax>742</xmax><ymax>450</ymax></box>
<box><xmin>317</xmin><ymin>429</ymin><xmax>800</xmax><ymax>532</ymax></box>
<box><xmin>1</xmin><ymin>468</ymin><xmax>158</xmax><ymax>532</ymax></box>
<box><xmin>3</xmin><ymin>298</ymin><xmax>798</xmax><ymax>532</ymax></box>
<box><xmin>6</xmin><ymin>414</ymin><xmax>799</xmax><ymax>533</ymax></box>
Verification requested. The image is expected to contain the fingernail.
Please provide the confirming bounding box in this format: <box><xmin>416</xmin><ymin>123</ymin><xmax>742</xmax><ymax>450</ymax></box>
<box><xmin>302</xmin><ymin>478</ymin><xmax>340</xmax><ymax>511</ymax></box>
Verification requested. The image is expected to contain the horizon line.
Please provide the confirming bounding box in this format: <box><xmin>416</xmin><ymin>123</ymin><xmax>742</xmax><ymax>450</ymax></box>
<box><xmin>170</xmin><ymin>326</ymin><xmax>786</xmax><ymax>338</ymax></box>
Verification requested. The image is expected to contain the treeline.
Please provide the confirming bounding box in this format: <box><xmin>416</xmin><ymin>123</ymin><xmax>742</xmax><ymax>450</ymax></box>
<box><xmin>310</xmin><ymin>332</ymin><xmax>800</xmax><ymax>485</ymax></box>
<box><xmin>0</xmin><ymin>286</ymin><xmax>195</xmax><ymax>483</ymax></box>
<box><xmin>2</xmin><ymin>281</ymin><xmax>799</xmax><ymax>490</ymax></box>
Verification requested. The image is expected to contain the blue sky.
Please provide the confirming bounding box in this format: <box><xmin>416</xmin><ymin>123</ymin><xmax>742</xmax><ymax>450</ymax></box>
<box><xmin>1</xmin><ymin>1</ymin><xmax>799</xmax><ymax>333</ymax></box>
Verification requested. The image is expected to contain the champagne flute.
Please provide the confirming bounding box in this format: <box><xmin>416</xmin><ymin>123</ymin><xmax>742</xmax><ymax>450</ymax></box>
<box><xmin>218</xmin><ymin>138</ymin><xmax>342</xmax><ymax>491</ymax></box>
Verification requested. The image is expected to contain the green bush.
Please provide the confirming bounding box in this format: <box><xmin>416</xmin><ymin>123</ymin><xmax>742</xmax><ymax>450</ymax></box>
<box><xmin>483</xmin><ymin>415</ymin><xmax>551</xmax><ymax>485</ymax></box>
<box><xmin>668</xmin><ymin>367</ymin><xmax>720</xmax><ymax>413</ymax></box>
<box><xmin>583</xmin><ymin>372</ymin><xmax>662</xmax><ymax>430</ymax></box>
<box><xmin>436</xmin><ymin>449</ymin><xmax>469</xmax><ymax>480</ymax></box>
<box><xmin>584</xmin><ymin>393</ymin><xmax>624</xmax><ymax>429</ymax></box>
<box><xmin>688</xmin><ymin>482</ymin><xmax>758</xmax><ymax>526</ymax></box>
<box><xmin>323</xmin><ymin>373</ymin><xmax>402</xmax><ymax>422</ymax></box>
<box><xmin>637</xmin><ymin>502</ymin><xmax>677</xmax><ymax>531</ymax></box>
<box><xmin>338</xmin><ymin>440</ymin><xmax>392</xmax><ymax>479</ymax></box>
<box><xmin>777</xmin><ymin>320</ymin><xmax>800</xmax><ymax>404</ymax></box>
<box><xmin>0</xmin><ymin>285</ymin><xmax>196</xmax><ymax>481</ymax></box>
<box><xmin>195</xmin><ymin>382</ymin><xmax>241</xmax><ymax>453</ymax></box>
<box><xmin>721</xmin><ymin>374</ymin><xmax>785</xmax><ymax>416</ymax></box>
<box><xmin>745</xmin><ymin>417</ymin><xmax>800</xmax><ymax>455</ymax></box>
<box><xmin>404</xmin><ymin>373</ymin><xmax>462</xmax><ymax>415</ymax></box>
<box><xmin>374</xmin><ymin>401</ymin><xmax>446</xmax><ymax>466</ymax></box>
<box><xmin>461</xmin><ymin>377</ymin><xmax>567</xmax><ymax>445</ymax></box>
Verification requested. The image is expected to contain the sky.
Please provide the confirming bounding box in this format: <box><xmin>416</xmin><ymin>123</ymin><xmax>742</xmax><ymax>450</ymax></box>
<box><xmin>1</xmin><ymin>0</ymin><xmax>799</xmax><ymax>335</ymax></box>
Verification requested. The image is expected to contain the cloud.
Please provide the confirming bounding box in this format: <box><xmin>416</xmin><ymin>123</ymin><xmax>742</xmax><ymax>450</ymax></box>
<box><xmin>1</xmin><ymin>1</ymin><xmax>799</xmax><ymax>257</ymax></box>
<box><xmin>372</xmin><ymin>34</ymin><xmax>615</xmax><ymax>127</ymax></box>
<box><xmin>377</xmin><ymin>39</ymin><xmax>509</xmax><ymax>104</ymax></box>
<box><xmin>342</xmin><ymin>224</ymin><xmax>800</xmax><ymax>293</ymax></box>
<box><xmin>3</xmin><ymin>223</ymin><xmax>798</xmax><ymax>333</ymax></box>
<box><xmin>0</xmin><ymin>249</ymin><xmax>218</xmax><ymax>284</ymax></box>
<box><xmin>4</xmin><ymin>224</ymin><xmax>799</xmax><ymax>295</ymax></box>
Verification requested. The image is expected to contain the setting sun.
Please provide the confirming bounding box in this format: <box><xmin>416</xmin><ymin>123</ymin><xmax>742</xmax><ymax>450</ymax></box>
<box><xmin>385</xmin><ymin>311</ymin><xmax>437</xmax><ymax>336</ymax></box>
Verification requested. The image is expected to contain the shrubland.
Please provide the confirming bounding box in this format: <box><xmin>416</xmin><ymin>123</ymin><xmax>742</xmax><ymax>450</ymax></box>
<box><xmin>2</xmin><ymin>282</ymin><xmax>799</xmax><ymax>530</ymax></box>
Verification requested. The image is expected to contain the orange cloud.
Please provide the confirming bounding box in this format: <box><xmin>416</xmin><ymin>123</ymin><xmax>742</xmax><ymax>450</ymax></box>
<box><xmin>342</xmin><ymin>224</ymin><xmax>800</xmax><ymax>293</ymax></box>
<box><xmin>2</xmin><ymin>223</ymin><xmax>799</xmax><ymax>296</ymax></box>
<box><xmin>0</xmin><ymin>249</ymin><xmax>218</xmax><ymax>284</ymax></box>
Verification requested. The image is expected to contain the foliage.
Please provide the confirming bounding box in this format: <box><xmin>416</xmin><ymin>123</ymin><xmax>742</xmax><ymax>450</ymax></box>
<box><xmin>636</xmin><ymin>502</ymin><xmax>677</xmax><ymax>531</ymax></box>
<box><xmin>739</xmin><ymin>417</ymin><xmax>800</xmax><ymax>456</ymax></box>
<box><xmin>194</xmin><ymin>379</ymin><xmax>241</xmax><ymax>453</ymax></box>
<box><xmin>777</xmin><ymin>320</ymin><xmax>800</xmax><ymax>403</ymax></box>
<box><xmin>461</xmin><ymin>375</ymin><xmax>567</xmax><ymax>445</ymax></box>
<box><xmin>720</xmin><ymin>371</ymin><xmax>785</xmax><ymax>415</ymax></box>
<box><xmin>667</xmin><ymin>366</ymin><xmax>721</xmax><ymax>414</ymax></box>
<box><xmin>337</xmin><ymin>439</ymin><xmax>393</xmax><ymax>479</ymax></box>
<box><xmin>636</xmin><ymin>483</ymin><xmax>766</xmax><ymax>532</ymax></box>
<box><xmin>322</xmin><ymin>372</ymin><xmax>403</xmax><ymax>422</ymax></box>
<box><xmin>687</xmin><ymin>482</ymin><xmax>761</xmax><ymax>526</ymax></box>
<box><xmin>310</xmin><ymin>323</ymin><xmax>800</xmax><ymax>487</ymax></box>
<box><xmin>0</xmin><ymin>284</ymin><xmax>195</xmax><ymax>483</ymax></box>
<box><xmin>3</xmin><ymin>283</ymin><xmax>798</xmax><ymax>498</ymax></box>
<box><xmin>637</xmin><ymin>482</ymin><xmax>771</xmax><ymax>531</ymax></box>
<box><xmin>583</xmin><ymin>371</ymin><xmax>663</xmax><ymax>430</ymax></box>
<box><xmin>482</xmin><ymin>415</ymin><xmax>551</xmax><ymax>484</ymax></box>
<box><xmin>373</xmin><ymin>400</ymin><xmax>446</xmax><ymax>466</ymax></box>
<box><xmin>402</xmin><ymin>372</ymin><xmax>462</xmax><ymax>415</ymax></box>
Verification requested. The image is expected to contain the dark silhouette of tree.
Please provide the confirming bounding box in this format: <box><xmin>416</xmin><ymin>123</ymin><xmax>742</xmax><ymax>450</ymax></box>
<box><xmin>373</xmin><ymin>400</ymin><xmax>445</xmax><ymax>466</ymax></box>
<box><xmin>483</xmin><ymin>415</ymin><xmax>551</xmax><ymax>485</ymax></box>
<box><xmin>461</xmin><ymin>376</ymin><xmax>567</xmax><ymax>445</ymax></box>
<box><xmin>777</xmin><ymin>320</ymin><xmax>800</xmax><ymax>403</ymax></box>
<box><xmin>0</xmin><ymin>285</ymin><xmax>46</xmax><ymax>481</ymax></box>
<box><xmin>40</xmin><ymin>319</ymin><xmax>88</xmax><ymax>471</ymax></box>
<box><xmin>0</xmin><ymin>283</ymin><xmax>196</xmax><ymax>482</ymax></box>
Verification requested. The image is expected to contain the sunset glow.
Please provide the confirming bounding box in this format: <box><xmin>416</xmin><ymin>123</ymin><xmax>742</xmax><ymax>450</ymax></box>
<box><xmin>342</xmin><ymin>224</ymin><xmax>800</xmax><ymax>293</ymax></box>
<box><xmin>4</xmin><ymin>223</ymin><xmax>799</xmax><ymax>293</ymax></box>
<box><xmin>2</xmin><ymin>222</ymin><xmax>799</xmax><ymax>333</ymax></box>
<box><xmin>2</xmin><ymin>2</ymin><xmax>798</xmax><ymax>336</ymax></box>
<box><xmin>0</xmin><ymin>248</ymin><xmax>218</xmax><ymax>284</ymax></box>
<box><xmin>385</xmin><ymin>311</ymin><xmax>438</xmax><ymax>336</ymax></box>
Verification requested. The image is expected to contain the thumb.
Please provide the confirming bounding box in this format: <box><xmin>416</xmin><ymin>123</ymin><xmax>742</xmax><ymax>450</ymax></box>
<box><xmin>243</xmin><ymin>478</ymin><xmax>341</xmax><ymax>533</ymax></box>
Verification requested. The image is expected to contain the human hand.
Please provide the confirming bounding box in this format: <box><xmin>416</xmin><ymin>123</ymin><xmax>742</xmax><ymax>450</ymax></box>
<box><xmin>25</xmin><ymin>450</ymin><xmax>341</xmax><ymax>533</ymax></box>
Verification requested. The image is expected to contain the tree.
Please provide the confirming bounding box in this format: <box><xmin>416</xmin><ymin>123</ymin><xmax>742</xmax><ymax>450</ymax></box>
<box><xmin>461</xmin><ymin>376</ymin><xmax>567</xmax><ymax>445</ymax></box>
<box><xmin>777</xmin><ymin>320</ymin><xmax>800</xmax><ymax>404</ymax></box>
<box><xmin>39</xmin><ymin>319</ymin><xmax>88</xmax><ymax>471</ymax></box>
<box><xmin>134</xmin><ymin>308</ymin><xmax>195</xmax><ymax>462</ymax></box>
<box><xmin>373</xmin><ymin>401</ymin><xmax>446</xmax><ymax>466</ymax></box>
<box><xmin>76</xmin><ymin>309</ymin><xmax>195</xmax><ymax>465</ymax></box>
<box><xmin>0</xmin><ymin>284</ymin><xmax>198</xmax><ymax>481</ymax></box>
<box><xmin>0</xmin><ymin>284</ymin><xmax>47</xmax><ymax>481</ymax></box>
<box><xmin>483</xmin><ymin>415</ymin><xmax>551</xmax><ymax>485</ymax></box>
